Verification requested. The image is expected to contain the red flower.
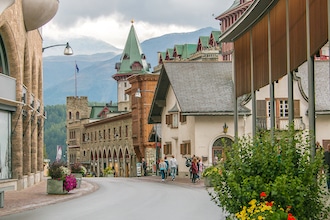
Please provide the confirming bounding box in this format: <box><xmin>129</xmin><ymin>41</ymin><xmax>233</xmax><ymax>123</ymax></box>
<box><xmin>260</xmin><ymin>192</ymin><xmax>267</xmax><ymax>198</ymax></box>
<box><xmin>266</xmin><ymin>201</ymin><xmax>273</xmax><ymax>207</ymax></box>
<box><xmin>287</xmin><ymin>213</ymin><xmax>296</xmax><ymax>220</ymax></box>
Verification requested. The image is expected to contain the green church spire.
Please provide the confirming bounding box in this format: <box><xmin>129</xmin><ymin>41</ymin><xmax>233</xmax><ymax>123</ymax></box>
<box><xmin>113</xmin><ymin>21</ymin><xmax>150</xmax><ymax>80</ymax></box>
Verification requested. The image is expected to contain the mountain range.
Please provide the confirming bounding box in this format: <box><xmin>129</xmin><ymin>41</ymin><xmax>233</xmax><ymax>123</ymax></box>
<box><xmin>43</xmin><ymin>27</ymin><xmax>217</xmax><ymax>106</ymax></box>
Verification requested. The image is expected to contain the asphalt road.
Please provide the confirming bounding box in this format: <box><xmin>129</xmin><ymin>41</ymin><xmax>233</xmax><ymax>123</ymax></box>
<box><xmin>1</xmin><ymin>177</ymin><xmax>227</xmax><ymax>220</ymax></box>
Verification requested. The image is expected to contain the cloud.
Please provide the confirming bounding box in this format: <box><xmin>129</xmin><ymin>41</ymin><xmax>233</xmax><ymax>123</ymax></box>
<box><xmin>43</xmin><ymin>0</ymin><xmax>233</xmax><ymax>48</ymax></box>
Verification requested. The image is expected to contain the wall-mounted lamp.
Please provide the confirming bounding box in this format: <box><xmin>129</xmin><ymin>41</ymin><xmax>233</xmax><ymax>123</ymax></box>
<box><xmin>223</xmin><ymin>122</ymin><xmax>228</xmax><ymax>134</ymax></box>
<box><xmin>135</xmin><ymin>88</ymin><xmax>154</xmax><ymax>98</ymax></box>
<box><xmin>135</xmin><ymin>88</ymin><xmax>142</xmax><ymax>98</ymax></box>
<box><xmin>42</xmin><ymin>42</ymin><xmax>73</xmax><ymax>55</ymax></box>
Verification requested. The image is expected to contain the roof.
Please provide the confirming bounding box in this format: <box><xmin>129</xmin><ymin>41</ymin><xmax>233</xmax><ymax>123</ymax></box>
<box><xmin>165</xmin><ymin>48</ymin><xmax>174</xmax><ymax>60</ymax></box>
<box><xmin>114</xmin><ymin>23</ymin><xmax>150</xmax><ymax>75</ymax></box>
<box><xmin>181</xmin><ymin>44</ymin><xmax>197</xmax><ymax>59</ymax></box>
<box><xmin>210</xmin><ymin>31</ymin><xmax>222</xmax><ymax>44</ymax></box>
<box><xmin>296</xmin><ymin>61</ymin><xmax>330</xmax><ymax>113</ymax></box>
<box><xmin>198</xmin><ymin>36</ymin><xmax>210</xmax><ymax>48</ymax></box>
<box><xmin>148</xmin><ymin>61</ymin><xmax>250</xmax><ymax>123</ymax></box>
<box><xmin>173</xmin><ymin>45</ymin><xmax>184</xmax><ymax>57</ymax></box>
<box><xmin>219</xmin><ymin>0</ymin><xmax>277</xmax><ymax>42</ymax></box>
<box><xmin>89</xmin><ymin>105</ymin><xmax>119</xmax><ymax>119</ymax></box>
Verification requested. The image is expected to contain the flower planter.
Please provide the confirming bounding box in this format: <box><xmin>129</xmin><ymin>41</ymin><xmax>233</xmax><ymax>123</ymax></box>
<box><xmin>71</xmin><ymin>173</ymin><xmax>82</xmax><ymax>188</ymax></box>
<box><xmin>106</xmin><ymin>173</ymin><xmax>114</xmax><ymax>177</ymax></box>
<box><xmin>47</xmin><ymin>179</ymin><xmax>68</xmax><ymax>194</ymax></box>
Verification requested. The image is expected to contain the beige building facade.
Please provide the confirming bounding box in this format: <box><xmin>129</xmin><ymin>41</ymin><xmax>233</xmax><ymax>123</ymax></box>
<box><xmin>0</xmin><ymin>0</ymin><xmax>58</xmax><ymax>191</ymax></box>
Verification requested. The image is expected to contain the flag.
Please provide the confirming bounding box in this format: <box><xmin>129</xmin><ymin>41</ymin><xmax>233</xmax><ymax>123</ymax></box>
<box><xmin>76</xmin><ymin>64</ymin><xmax>79</xmax><ymax>73</ymax></box>
<box><xmin>56</xmin><ymin>145</ymin><xmax>62</xmax><ymax>161</ymax></box>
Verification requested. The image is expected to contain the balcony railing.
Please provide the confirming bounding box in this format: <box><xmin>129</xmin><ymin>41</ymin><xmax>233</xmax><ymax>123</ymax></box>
<box><xmin>256</xmin><ymin>117</ymin><xmax>305</xmax><ymax>131</ymax></box>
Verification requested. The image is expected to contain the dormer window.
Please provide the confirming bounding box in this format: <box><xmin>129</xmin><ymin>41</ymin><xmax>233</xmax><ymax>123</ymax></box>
<box><xmin>123</xmin><ymin>53</ymin><xmax>130</xmax><ymax>59</ymax></box>
<box><xmin>141</xmin><ymin>54</ymin><xmax>146</xmax><ymax>59</ymax></box>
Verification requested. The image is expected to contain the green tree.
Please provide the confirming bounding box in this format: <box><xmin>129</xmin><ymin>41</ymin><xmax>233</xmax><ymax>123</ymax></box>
<box><xmin>211</xmin><ymin>126</ymin><xmax>330</xmax><ymax>219</ymax></box>
<box><xmin>44</xmin><ymin>105</ymin><xmax>67</xmax><ymax>162</ymax></box>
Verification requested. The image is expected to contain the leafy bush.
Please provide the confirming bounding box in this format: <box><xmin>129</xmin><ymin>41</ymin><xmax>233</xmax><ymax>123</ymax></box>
<box><xmin>211</xmin><ymin>126</ymin><xmax>330</xmax><ymax>219</ymax></box>
<box><xmin>203</xmin><ymin>166</ymin><xmax>220</xmax><ymax>178</ymax></box>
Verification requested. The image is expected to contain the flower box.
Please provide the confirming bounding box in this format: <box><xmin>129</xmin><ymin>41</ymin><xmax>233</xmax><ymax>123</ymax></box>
<box><xmin>47</xmin><ymin>179</ymin><xmax>68</xmax><ymax>195</ymax></box>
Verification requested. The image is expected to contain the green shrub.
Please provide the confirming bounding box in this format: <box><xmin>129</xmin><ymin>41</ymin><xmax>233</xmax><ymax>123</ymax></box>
<box><xmin>211</xmin><ymin>126</ymin><xmax>330</xmax><ymax>219</ymax></box>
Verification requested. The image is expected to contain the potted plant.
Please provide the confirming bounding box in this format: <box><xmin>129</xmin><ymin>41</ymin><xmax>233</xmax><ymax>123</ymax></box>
<box><xmin>47</xmin><ymin>161</ymin><xmax>77</xmax><ymax>194</ymax></box>
<box><xmin>103</xmin><ymin>166</ymin><xmax>114</xmax><ymax>177</ymax></box>
<box><xmin>70</xmin><ymin>162</ymin><xmax>87</xmax><ymax>178</ymax></box>
<box><xmin>70</xmin><ymin>163</ymin><xmax>86</xmax><ymax>188</ymax></box>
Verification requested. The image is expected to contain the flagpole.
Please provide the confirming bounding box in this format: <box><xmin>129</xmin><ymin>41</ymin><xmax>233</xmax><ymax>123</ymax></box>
<box><xmin>75</xmin><ymin>60</ymin><xmax>77</xmax><ymax>97</ymax></box>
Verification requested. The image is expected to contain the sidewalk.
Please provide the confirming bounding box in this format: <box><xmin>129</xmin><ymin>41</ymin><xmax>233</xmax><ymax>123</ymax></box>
<box><xmin>1</xmin><ymin>178</ymin><xmax>99</xmax><ymax>217</ymax></box>
<box><xmin>1</xmin><ymin>175</ymin><xmax>206</xmax><ymax>217</ymax></box>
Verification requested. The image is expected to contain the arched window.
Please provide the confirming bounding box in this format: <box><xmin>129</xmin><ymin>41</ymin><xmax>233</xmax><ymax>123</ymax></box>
<box><xmin>76</xmin><ymin>111</ymin><xmax>79</xmax><ymax>120</ymax></box>
<box><xmin>0</xmin><ymin>35</ymin><xmax>9</xmax><ymax>75</ymax></box>
<box><xmin>212</xmin><ymin>137</ymin><xmax>233</xmax><ymax>162</ymax></box>
<box><xmin>69</xmin><ymin>111</ymin><xmax>72</xmax><ymax>120</ymax></box>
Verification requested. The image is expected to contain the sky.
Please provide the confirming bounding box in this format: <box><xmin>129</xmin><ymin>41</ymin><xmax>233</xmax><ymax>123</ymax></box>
<box><xmin>42</xmin><ymin>0</ymin><xmax>234</xmax><ymax>49</ymax></box>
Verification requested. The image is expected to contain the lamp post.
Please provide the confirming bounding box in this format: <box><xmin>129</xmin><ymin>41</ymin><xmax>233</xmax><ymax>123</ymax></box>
<box><xmin>42</xmin><ymin>42</ymin><xmax>73</xmax><ymax>55</ymax></box>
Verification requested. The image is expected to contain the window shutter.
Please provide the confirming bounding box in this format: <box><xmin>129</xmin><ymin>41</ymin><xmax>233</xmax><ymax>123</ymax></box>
<box><xmin>180</xmin><ymin>144</ymin><xmax>184</xmax><ymax>154</ymax></box>
<box><xmin>188</xmin><ymin>143</ymin><xmax>191</xmax><ymax>154</ymax></box>
<box><xmin>257</xmin><ymin>100</ymin><xmax>267</xmax><ymax>117</ymax></box>
<box><xmin>166</xmin><ymin>115</ymin><xmax>170</xmax><ymax>125</ymax></box>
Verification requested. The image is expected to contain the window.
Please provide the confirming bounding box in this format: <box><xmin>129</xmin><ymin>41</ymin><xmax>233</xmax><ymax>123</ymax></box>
<box><xmin>69</xmin><ymin>130</ymin><xmax>76</xmax><ymax>139</ymax></box>
<box><xmin>258</xmin><ymin>99</ymin><xmax>301</xmax><ymax>130</ymax></box>
<box><xmin>76</xmin><ymin>111</ymin><xmax>80</xmax><ymax>120</ymax></box>
<box><xmin>180</xmin><ymin>142</ymin><xmax>191</xmax><ymax>155</ymax></box>
<box><xmin>108</xmin><ymin>129</ymin><xmax>111</xmax><ymax>140</ymax></box>
<box><xmin>69</xmin><ymin>112</ymin><xmax>72</xmax><ymax>120</ymax></box>
<box><xmin>0</xmin><ymin>35</ymin><xmax>9</xmax><ymax>75</ymax></box>
<box><xmin>125</xmin><ymin>125</ymin><xmax>128</xmax><ymax>137</ymax></box>
<box><xmin>164</xmin><ymin>142</ymin><xmax>172</xmax><ymax>155</ymax></box>
<box><xmin>166</xmin><ymin>113</ymin><xmax>178</xmax><ymax>128</ymax></box>
<box><xmin>279</xmin><ymin>100</ymin><xmax>288</xmax><ymax>117</ymax></box>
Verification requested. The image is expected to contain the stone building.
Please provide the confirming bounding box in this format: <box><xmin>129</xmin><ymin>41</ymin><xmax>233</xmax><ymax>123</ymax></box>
<box><xmin>66</xmin><ymin>22</ymin><xmax>159</xmax><ymax>177</ymax></box>
<box><xmin>0</xmin><ymin>0</ymin><xmax>58</xmax><ymax>190</ymax></box>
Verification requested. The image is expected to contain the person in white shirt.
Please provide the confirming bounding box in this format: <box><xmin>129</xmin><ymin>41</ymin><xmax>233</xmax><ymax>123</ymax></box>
<box><xmin>169</xmin><ymin>155</ymin><xmax>177</xmax><ymax>181</ymax></box>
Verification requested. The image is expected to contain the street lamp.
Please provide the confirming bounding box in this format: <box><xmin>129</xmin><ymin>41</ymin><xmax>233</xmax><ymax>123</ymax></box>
<box><xmin>42</xmin><ymin>42</ymin><xmax>73</xmax><ymax>55</ymax></box>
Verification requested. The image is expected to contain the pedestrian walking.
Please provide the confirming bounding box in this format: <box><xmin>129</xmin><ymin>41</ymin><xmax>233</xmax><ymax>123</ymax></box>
<box><xmin>198</xmin><ymin>158</ymin><xmax>203</xmax><ymax>181</ymax></box>
<box><xmin>191</xmin><ymin>157</ymin><xmax>198</xmax><ymax>183</ymax></box>
<box><xmin>170</xmin><ymin>155</ymin><xmax>178</xmax><ymax>181</ymax></box>
<box><xmin>164</xmin><ymin>156</ymin><xmax>169</xmax><ymax>179</ymax></box>
<box><xmin>142</xmin><ymin>158</ymin><xmax>147</xmax><ymax>176</ymax></box>
<box><xmin>159</xmin><ymin>158</ymin><xmax>167</xmax><ymax>182</ymax></box>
